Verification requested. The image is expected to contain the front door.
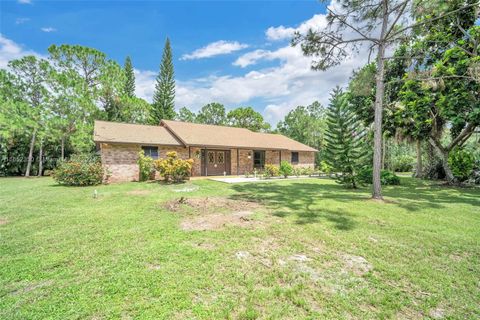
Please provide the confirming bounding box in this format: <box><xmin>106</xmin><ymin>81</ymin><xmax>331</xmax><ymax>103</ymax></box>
<box><xmin>204</xmin><ymin>150</ymin><xmax>229</xmax><ymax>176</ymax></box>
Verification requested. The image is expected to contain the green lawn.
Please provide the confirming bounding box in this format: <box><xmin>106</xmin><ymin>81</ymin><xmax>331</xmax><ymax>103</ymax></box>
<box><xmin>0</xmin><ymin>177</ymin><xmax>479</xmax><ymax>319</ymax></box>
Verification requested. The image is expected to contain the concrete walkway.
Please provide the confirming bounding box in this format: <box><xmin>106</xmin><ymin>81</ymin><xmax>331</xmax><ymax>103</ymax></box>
<box><xmin>210</xmin><ymin>176</ymin><xmax>325</xmax><ymax>184</ymax></box>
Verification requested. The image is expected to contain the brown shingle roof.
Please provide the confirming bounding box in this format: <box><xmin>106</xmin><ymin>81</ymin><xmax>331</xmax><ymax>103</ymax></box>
<box><xmin>94</xmin><ymin>120</ymin><xmax>183</xmax><ymax>146</ymax></box>
<box><xmin>161</xmin><ymin>120</ymin><xmax>317</xmax><ymax>152</ymax></box>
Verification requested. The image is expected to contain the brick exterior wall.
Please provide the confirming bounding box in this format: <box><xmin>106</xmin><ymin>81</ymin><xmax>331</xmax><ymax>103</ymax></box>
<box><xmin>100</xmin><ymin>143</ymin><xmax>201</xmax><ymax>183</ymax></box>
<box><xmin>101</xmin><ymin>143</ymin><xmax>140</xmax><ymax>183</ymax></box>
<box><xmin>101</xmin><ymin>143</ymin><xmax>316</xmax><ymax>182</ymax></box>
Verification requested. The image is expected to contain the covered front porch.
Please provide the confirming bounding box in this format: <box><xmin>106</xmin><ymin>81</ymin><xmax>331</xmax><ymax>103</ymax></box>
<box><xmin>197</xmin><ymin>148</ymin><xmax>292</xmax><ymax>176</ymax></box>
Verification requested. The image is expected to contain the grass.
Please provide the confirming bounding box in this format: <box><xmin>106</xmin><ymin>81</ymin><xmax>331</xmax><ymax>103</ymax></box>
<box><xmin>0</xmin><ymin>177</ymin><xmax>479</xmax><ymax>319</ymax></box>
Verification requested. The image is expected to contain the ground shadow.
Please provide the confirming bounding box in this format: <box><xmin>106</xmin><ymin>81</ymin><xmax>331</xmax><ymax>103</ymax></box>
<box><xmin>230</xmin><ymin>181</ymin><xmax>361</xmax><ymax>230</ymax></box>
<box><xmin>229</xmin><ymin>178</ymin><xmax>480</xmax><ymax>229</ymax></box>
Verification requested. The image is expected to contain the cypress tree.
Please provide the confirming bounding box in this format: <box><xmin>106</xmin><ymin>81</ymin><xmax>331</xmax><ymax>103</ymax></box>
<box><xmin>124</xmin><ymin>56</ymin><xmax>135</xmax><ymax>97</ymax></box>
<box><xmin>152</xmin><ymin>37</ymin><xmax>176</xmax><ymax>122</ymax></box>
<box><xmin>324</xmin><ymin>87</ymin><xmax>365</xmax><ymax>188</ymax></box>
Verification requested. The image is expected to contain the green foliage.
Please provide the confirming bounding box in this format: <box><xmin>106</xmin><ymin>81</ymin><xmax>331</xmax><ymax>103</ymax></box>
<box><xmin>390</xmin><ymin>154</ymin><xmax>414</xmax><ymax>172</ymax></box>
<box><xmin>303</xmin><ymin>167</ymin><xmax>315</xmax><ymax>177</ymax></box>
<box><xmin>292</xmin><ymin>167</ymin><xmax>303</xmax><ymax>177</ymax></box>
<box><xmin>53</xmin><ymin>154</ymin><xmax>103</xmax><ymax>186</ymax></box>
<box><xmin>153</xmin><ymin>151</ymin><xmax>193</xmax><ymax>183</ymax></box>
<box><xmin>226</xmin><ymin>107</ymin><xmax>270</xmax><ymax>132</ymax></box>
<box><xmin>448</xmin><ymin>148</ymin><xmax>475</xmax><ymax>181</ymax></box>
<box><xmin>137</xmin><ymin>150</ymin><xmax>155</xmax><ymax>181</ymax></box>
<box><xmin>262</xmin><ymin>164</ymin><xmax>279</xmax><ymax>179</ymax></box>
<box><xmin>177</xmin><ymin>107</ymin><xmax>196</xmax><ymax>123</ymax></box>
<box><xmin>196</xmin><ymin>102</ymin><xmax>226</xmax><ymax>125</ymax></box>
<box><xmin>123</xmin><ymin>56</ymin><xmax>135</xmax><ymax>97</ymax></box>
<box><xmin>357</xmin><ymin>168</ymin><xmax>400</xmax><ymax>186</ymax></box>
<box><xmin>324</xmin><ymin>87</ymin><xmax>365</xmax><ymax>188</ymax></box>
<box><xmin>152</xmin><ymin>38</ymin><xmax>176</xmax><ymax>122</ymax></box>
<box><xmin>279</xmin><ymin>160</ymin><xmax>293</xmax><ymax>178</ymax></box>
<box><xmin>318</xmin><ymin>160</ymin><xmax>332</xmax><ymax>174</ymax></box>
<box><xmin>277</xmin><ymin>101</ymin><xmax>326</xmax><ymax>166</ymax></box>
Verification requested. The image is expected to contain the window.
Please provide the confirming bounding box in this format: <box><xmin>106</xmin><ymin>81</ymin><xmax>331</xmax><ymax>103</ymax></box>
<box><xmin>291</xmin><ymin>152</ymin><xmax>299</xmax><ymax>164</ymax></box>
<box><xmin>253</xmin><ymin>150</ymin><xmax>265</xmax><ymax>169</ymax></box>
<box><xmin>217</xmin><ymin>152</ymin><xmax>224</xmax><ymax>164</ymax></box>
<box><xmin>141</xmin><ymin>146</ymin><xmax>159</xmax><ymax>159</ymax></box>
<box><xmin>208</xmin><ymin>151</ymin><xmax>215</xmax><ymax>164</ymax></box>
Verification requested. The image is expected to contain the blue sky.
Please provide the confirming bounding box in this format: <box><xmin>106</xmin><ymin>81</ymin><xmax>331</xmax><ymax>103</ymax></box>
<box><xmin>0</xmin><ymin>0</ymin><xmax>364</xmax><ymax>125</ymax></box>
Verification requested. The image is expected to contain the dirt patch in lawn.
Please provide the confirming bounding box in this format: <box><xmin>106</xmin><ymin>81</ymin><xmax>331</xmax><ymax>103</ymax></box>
<box><xmin>181</xmin><ymin>210</ymin><xmax>257</xmax><ymax>231</ymax></box>
<box><xmin>163</xmin><ymin>196</ymin><xmax>269</xmax><ymax>231</ymax></box>
<box><xmin>0</xmin><ymin>218</ymin><xmax>7</xmax><ymax>225</ymax></box>
<box><xmin>342</xmin><ymin>254</ymin><xmax>373</xmax><ymax>276</ymax></box>
<box><xmin>164</xmin><ymin>196</ymin><xmax>262</xmax><ymax>213</ymax></box>
<box><xmin>126</xmin><ymin>190</ymin><xmax>152</xmax><ymax>196</ymax></box>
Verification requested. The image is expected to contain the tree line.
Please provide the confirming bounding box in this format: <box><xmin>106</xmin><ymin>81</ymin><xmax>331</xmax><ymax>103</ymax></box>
<box><xmin>0</xmin><ymin>37</ymin><xmax>297</xmax><ymax>176</ymax></box>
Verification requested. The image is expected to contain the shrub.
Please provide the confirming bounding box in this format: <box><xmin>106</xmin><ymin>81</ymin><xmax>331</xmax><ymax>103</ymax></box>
<box><xmin>448</xmin><ymin>148</ymin><xmax>474</xmax><ymax>181</ymax></box>
<box><xmin>263</xmin><ymin>164</ymin><xmax>279</xmax><ymax>179</ymax></box>
<box><xmin>357</xmin><ymin>168</ymin><xmax>400</xmax><ymax>185</ymax></box>
<box><xmin>154</xmin><ymin>151</ymin><xmax>193</xmax><ymax>183</ymax></box>
<box><xmin>390</xmin><ymin>154</ymin><xmax>414</xmax><ymax>172</ymax></box>
<box><xmin>53</xmin><ymin>154</ymin><xmax>103</xmax><ymax>186</ymax></box>
<box><xmin>303</xmin><ymin>167</ymin><xmax>314</xmax><ymax>177</ymax></box>
<box><xmin>137</xmin><ymin>150</ymin><xmax>155</xmax><ymax>181</ymax></box>
<box><xmin>293</xmin><ymin>167</ymin><xmax>303</xmax><ymax>177</ymax></box>
<box><xmin>279</xmin><ymin>161</ymin><xmax>293</xmax><ymax>178</ymax></box>
<box><xmin>319</xmin><ymin>161</ymin><xmax>333</xmax><ymax>174</ymax></box>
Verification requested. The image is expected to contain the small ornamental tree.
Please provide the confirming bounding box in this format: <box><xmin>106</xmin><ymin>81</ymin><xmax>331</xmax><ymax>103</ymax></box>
<box><xmin>324</xmin><ymin>87</ymin><xmax>365</xmax><ymax>188</ymax></box>
<box><xmin>154</xmin><ymin>151</ymin><xmax>193</xmax><ymax>183</ymax></box>
<box><xmin>279</xmin><ymin>160</ymin><xmax>293</xmax><ymax>178</ymax></box>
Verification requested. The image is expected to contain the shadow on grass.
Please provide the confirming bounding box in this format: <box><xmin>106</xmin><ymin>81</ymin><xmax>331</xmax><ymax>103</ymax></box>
<box><xmin>229</xmin><ymin>178</ymin><xmax>480</xmax><ymax>229</ymax></box>
<box><xmin>230</xmin><ymin>181</ymin><xmax>362</xmax><ymax>230</ymax></box>
<box><xmin>383</xmin><ymin>178</ymin><xmax>480</xmax><ymax>212</ymax></box>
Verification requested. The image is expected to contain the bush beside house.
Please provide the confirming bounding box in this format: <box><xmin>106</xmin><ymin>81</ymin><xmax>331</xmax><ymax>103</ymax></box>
<box><xmin>154</xmin><ymin>151</ymin><xmax>193</xmax><ymax>183</ymax></box>
<box><xmin>53</xmin><ymin>154</ymin><xmax>104</xmax><ymax>186</ymax></box>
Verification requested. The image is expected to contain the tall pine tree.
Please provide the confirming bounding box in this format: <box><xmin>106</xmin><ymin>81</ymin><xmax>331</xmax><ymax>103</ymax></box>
<box><xmin>124</xmin><ymin>56</ymin><xmax>135</xmax><ymax>97</ymax></box>
<box><xmin>152</xmin><ymin>38</ymin><xmax>176</xmax><ymax>122</ymax></box>
<box><xmin>324</xmin><ymin>87</ymin><xmax>365</xmax><ymax>188</ymax></box>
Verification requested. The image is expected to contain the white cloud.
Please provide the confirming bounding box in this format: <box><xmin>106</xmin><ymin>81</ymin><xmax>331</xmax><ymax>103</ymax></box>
<box><xmin>18</xmin><ymin>0</ymin><xmax>32</xmax><ymax>4</ymax></box>
<box><xmin>0</xmin><ymin>34</ymin><xmax>43</xmax><ymax>68</ymax></box>
<box><xmin>134</xmin><ymin>69</ymin><xmax>156</xmax><ymax>102</ymax></box>
<box><xmin>136</xmin><ymin>6</ymin><xmax>369</xmax><ymax>125</ymax></box>
<box><xmin>41</xmin><ymin>27</ymin><xmax>56</xmax><ymax>33</ymax></box>
<box><xmin>180</xmin><ymin>40</ymin><xmax>249</xmax><ymax>60</ymax></box>
<box><xmin>266</xmin><ymin>13</ymin><xmax>329</xmax><ymax>41</ymax></box>
<box><xmin>15</xmin><ymin>17</ymin><xmax>30</xmax><ymax>25</ymax></box>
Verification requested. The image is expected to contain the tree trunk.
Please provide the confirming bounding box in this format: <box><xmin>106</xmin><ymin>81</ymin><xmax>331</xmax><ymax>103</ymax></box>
<box><xmin>372</xmin><ymin>1</ymin><xmax>389</xmax><ymax>200</ymax></box>
<box><xmin>414</xmin><ymin>140</ymin><xmax>423</xmax><ymax>178</ymax></box>
<box><xmin>61</xmin><ymin>136</ymin><xmax>65</xmax><ymax>161</ymax></box>
<box><xmin>429</xmin><ymin>137</ymin><xmax>455</xmax><ymax>183</ymax></box>
<box><xmin>37</xmin><ymin>140</ymin><xmax>43</xmax><ymax>177</ymax></box>
<box><xmin>25</xmin><ymin>128</ymin><xmax>37</xmax><ymax>177</ymax></box>
<box><xmin>382</xmin><ymin>134</ymin><xmax>386</xmax><ymax>170</ymax></box>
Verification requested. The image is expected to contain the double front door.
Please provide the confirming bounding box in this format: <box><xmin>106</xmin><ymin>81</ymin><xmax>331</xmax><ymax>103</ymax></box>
<box><xmin>204</xmin><ymin>150</ymin><xmax>230</xmax><ymax>176</ymax></box>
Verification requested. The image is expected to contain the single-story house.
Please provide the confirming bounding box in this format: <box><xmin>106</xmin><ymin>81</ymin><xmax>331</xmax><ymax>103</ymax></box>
<box><xmin>94</xmin><ymin>119</ymin><xmax>317</xmax><ymax>182</ymax></box>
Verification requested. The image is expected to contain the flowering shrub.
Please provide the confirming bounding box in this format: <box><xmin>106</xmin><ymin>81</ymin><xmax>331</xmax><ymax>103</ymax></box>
<box><xmin>263</xmin><ymin>164</ymin><xmax>280</xmax><ymax>179</ymax></box>
<box><xmin>154</xmin><ymin>151</ymin><xmax>193</xmax><ymax>183</ymax></box>
<box><xmin>137</xmin><ymin>150</ymin><xmax>155</xmax><ymax>181</ymax></box>
<box><xmin>279</xmin><ymin>160</ymin><xmax>293</xmax><ymax>178</ymax></box>
<box><xmin>53</xmin><ymin>154</ymin><xmax>104</xmax><ymax>186</ymax></box>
